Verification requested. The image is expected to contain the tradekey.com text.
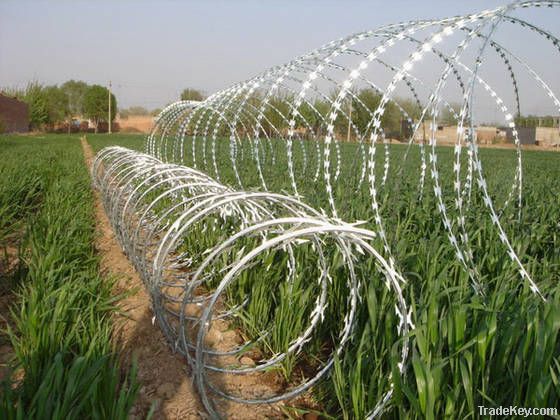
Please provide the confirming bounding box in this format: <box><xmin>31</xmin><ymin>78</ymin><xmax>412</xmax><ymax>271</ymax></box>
<box><xmin>478</xmin><ymin>406</ymin><xmax>557</xmax><ymax>417</ymax></box>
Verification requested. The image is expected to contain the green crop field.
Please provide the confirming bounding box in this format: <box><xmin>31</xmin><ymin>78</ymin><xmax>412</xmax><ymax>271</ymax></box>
<box><xmin>1</xmin><ymin>133</ymin><xmax>559</xmax><ymax>419</ymax></box>
<box><xmin>0</xmin><ymin>135</ymin><xmax>138</xmax><ymax>419</ymax></box>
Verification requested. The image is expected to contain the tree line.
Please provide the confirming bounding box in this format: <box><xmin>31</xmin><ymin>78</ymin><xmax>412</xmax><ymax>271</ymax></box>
<box><xmin>2</xmin><ymin>80</ymin><xmax>116</xmax><ymax>133</ymax></box>
<box><xmin>184</xmin><ymin>88</ymin><xmax>427</xmax><ymax>140</ymax></box>
<box><xmin>7</xmin><ymin>81</ymin><xmax>553</xmax><ymax>136</ymax></box>
<box><xmin>515</xmin><ymin>115</ymin><xmax>559</xmax><ymax>128</ymax></box>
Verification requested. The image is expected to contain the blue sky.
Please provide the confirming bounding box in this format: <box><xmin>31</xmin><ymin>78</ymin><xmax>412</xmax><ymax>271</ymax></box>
<box><xmin>1</xmin><ymin>0</ymin><xmax>558</xmax><ymax>116</ymax></box>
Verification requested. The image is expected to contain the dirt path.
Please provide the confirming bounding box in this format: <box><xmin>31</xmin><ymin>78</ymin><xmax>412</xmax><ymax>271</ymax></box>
<box><xmin>80</xmin><ymin>137</ymin><xmax>287</xmax><ymax>420</ymax></box>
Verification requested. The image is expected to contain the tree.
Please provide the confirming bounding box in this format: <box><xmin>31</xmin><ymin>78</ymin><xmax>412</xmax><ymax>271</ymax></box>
<box><xmin>3</xmin><ymin>82</ymin><xmax>49</xmax><ymax>129</ymax></box>
<box><xmin>44</xmin><ymin>85</ymin><xmax>70</xmax><ymax>127</ymax></box>
<box><xmin>440</xmin><ymin>102</ymin><xmax>461</xmax><ymax>126</ymax></box>
<box><xmin>295</xmin><ymin>100</ymin><xmax>330</xmax><ymax>135</ymax></box>
<box><xmin>23</xmin><ymin>82</ymin><xmax>49</xmax><ymax>130</ymax></box>
<box><xmin>180</xmin><ymin>88</ymin><xmax>204</xmax><ymax>102</ymax></box>
<box><xmin>83</xmin><ymin>85</ymin><xmax>117</xmax><ymax>133</ymax></box>
<box><xmin>2</xmin><ymin>82</ymin><xmax>65</xmax><ymax>130</ymax></box>
<box><xmin>346</xmin><ymin>89</ymin><xmax>400</xmax><ymax>139</ymax></box>
<box><xmin>396</xmin><ymin>97</ymin><xmax>422</xmax><ymax>121</ymax></box>
<box><xmin>515</xmin><ymin>115</ymin><xmax>556</xmax><ymax>128</ymax></box>
<box><xmin>261</xmin><ymin>95</ymin><xmax>291</xmax><ymax>136</ymax></box>
<box><xmin>61</xmin><ymin>80</ymin><xmax>89</xmax><ymax>116</ymax></box>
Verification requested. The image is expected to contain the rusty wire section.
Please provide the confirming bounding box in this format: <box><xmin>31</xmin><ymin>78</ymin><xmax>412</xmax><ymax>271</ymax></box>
<box><xmin>92</xmin><ymin>146</ymin><xmax>411</xmax><ymax>418</ymax></box>
<box><xmin>148</xmin><ymin>0</ymin><xmax>559</xmax><ymax>300</ymax></box>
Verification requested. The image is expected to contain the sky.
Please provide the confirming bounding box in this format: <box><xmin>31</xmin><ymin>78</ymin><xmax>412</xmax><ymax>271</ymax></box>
<box><xmin>1</xmin><ymin>0</ymin><xmax>559</xmax><ymax>116</ymax></box>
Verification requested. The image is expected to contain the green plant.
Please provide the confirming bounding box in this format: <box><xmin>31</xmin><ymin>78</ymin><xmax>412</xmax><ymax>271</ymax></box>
<box><xmin>0</xmin><ymin>135</ymin><xmax>138</xmax><ymax>418</ymax></box>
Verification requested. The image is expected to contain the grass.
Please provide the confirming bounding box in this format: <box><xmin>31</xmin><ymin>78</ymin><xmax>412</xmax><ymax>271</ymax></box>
<box><xmin>0</xmin><ymin>134</ymin><xmax>138</xmax><ymax>419</ymax></box>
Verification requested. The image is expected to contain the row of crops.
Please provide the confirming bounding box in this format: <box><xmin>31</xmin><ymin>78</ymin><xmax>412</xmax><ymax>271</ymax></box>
<box><xmin>0</xmin><ymin>136</ymin><xmax>138</xmax><ymax>419</ymax></box>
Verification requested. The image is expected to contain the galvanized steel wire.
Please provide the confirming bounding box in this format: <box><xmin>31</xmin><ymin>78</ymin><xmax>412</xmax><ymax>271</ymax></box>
<box><xmin>93</xmin><ymin>1</ymin><xmax>558</xmax><ymax>417</ymax></box>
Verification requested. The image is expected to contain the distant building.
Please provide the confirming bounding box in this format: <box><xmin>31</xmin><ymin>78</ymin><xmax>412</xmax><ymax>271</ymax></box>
<box><xmin>0</xmin><ymin>93</ymin><xmax>29</xmax><ymax>133</ymax></box>
<box><xmin>504</xmin><ymin>127</ymin><xmax>536</xmax><ymax>145</ymax></box>
<box><xmin>504</xmin><ymin>115</ymin><xmax>560</xmax><ymax>145</ymax></box>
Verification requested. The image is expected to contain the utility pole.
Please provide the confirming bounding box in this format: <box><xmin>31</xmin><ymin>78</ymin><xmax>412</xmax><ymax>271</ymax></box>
<box><xmin>346</xmin><ymin>96</ymin><xmax>352</xmax><ymax>142</ymax></box>
<box><xmin>108</xmin><ymin>80</ymin><xmax>112</xmax><ymax>134</ymax></box>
